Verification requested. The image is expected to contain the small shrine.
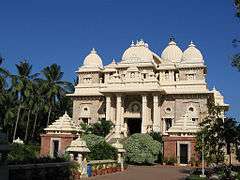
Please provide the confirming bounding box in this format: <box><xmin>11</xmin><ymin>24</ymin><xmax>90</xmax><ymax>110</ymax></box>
<box><xmin>66</xmin><ymin>134</ymin><xmax>90</xmax><ymax>177</ymax></box>
<box><xmin>40</xmin><ymin>112</ymin><xmax>79</xmax><ymax>157</ymax></box>
<box><xmin>112</xmin><ymin>140</ymin><xmax>126</xmax><ymax>171</ymax></box>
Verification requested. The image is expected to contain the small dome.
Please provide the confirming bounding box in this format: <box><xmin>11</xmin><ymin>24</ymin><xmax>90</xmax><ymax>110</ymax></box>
<box><xmin>121</xmin><ymin>40</ymin><xmax>153</xmax><ymax>63</ymax></box>
<box><xmin>182</xmin><ymin>41</ymin><xmax>203</xmax><ymax>63</ymax></box>
<box><xmin>161</xmin><ymin>41</ymin><xmax>183</xmax><ymax>63</ymax></box>
<box><xmin>83</xmin><ymin>48</ymin><xmax>103</xmax><ymax>68</ymax></box>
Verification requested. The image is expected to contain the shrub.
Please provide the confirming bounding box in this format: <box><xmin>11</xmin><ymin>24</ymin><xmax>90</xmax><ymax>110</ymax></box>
<box><xmin>163</xmin><ymin>156</ymin><xmax>177</xmax><ymax>165</ymax></box>
<box><xmin>148</xmin><ymin>132</ymin><xmax>163</xmax><ymax>163</ymax></box>
<box><xmin>148</xmin><ymin>132</ymin><xmax>163</xmax><ymax>143</ymax></box>
<box><xmin>82</xmin><ymin>134</ymin><xmax>105</xmax><ymax>148</ymax></box>
<box><xmin>88</xmin><ymin>141</ymin><xmax>117</xmax><ymax>160</ymax></box>
<box><xmin>91</xmin><ymin>119</ymin><xmax>114</xmax><ymax>137</ymax></box>
<box><xmin>124</xmin><ymin>133</ymin><xmax>161</xmax><ymax>165</ymax></box>
<box><xmin>82</xmin><ymin>134</ymin><xmax>117</xmax><ymax>160</ymax></box>
<box><xmin>7</xmin><ymin>143</ymin><xmax>39</xmax><ymax>163</ymax></box>
<box><xmin>81</xmin><ymin>119</ymin><xmax>113</xmax><ymax>137</ymax></box>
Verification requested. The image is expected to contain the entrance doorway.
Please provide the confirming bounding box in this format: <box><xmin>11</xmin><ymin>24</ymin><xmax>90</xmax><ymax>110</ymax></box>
<box><xmin>126</xmin><ymin>118</ymin><xmax>142</xmax><ymax>135</ymax></box>
<box><xmin>180</xmin><ymin>144</ymin><xmax>188</xmax><ymax>164</ymax></box>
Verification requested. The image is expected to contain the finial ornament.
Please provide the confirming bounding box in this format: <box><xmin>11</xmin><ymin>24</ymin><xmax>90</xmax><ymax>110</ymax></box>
<box><xmin>169</xmin><ymin>35</ymin><xmax>175</xmax><ymax>42</ymax></box>
<box><xmin>189</xmin><ymin>41</ymin><xmax>195</xmax><ymax>47</ymax></box>
<box><xmin>91</xmin><ymin>48</ymin><xmax>97</xmax><ymax>54</ymax></box>
<box><xmin>130</xmin><ymin>41</ymin><xmax>134</xmax><ymax>47</ymax></box>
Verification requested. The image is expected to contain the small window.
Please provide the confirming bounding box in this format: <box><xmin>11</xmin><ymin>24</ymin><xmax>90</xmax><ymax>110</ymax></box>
<box><xmin>84</xmin><ymin>107</ymin><xmax>88</xmax><ymax>111</ymax></box>
<box><xmin>166</xmin><ymin>107</ymin><xmax>172</xmax><ymax>112</ymax></box>
<box><xmin>187</xmin><ymin>74</ymin><xmax>195</xmax><ymax>80</ymax></box>
<box><xmin>143</xmin><ymin>74</ymin><xmax>146</xmax><ymax>79</ymax></box>
<box><xmin>189</xmin><ymin>107</ymin><xmax>194</xmax><ymax>112</ymax></box>
<box><xmin>192</xmin><ymin>118</ymin><xmax>198</xmax><ymax>122</ymax></box>
<box><xmin>82</xmin><ymin>118</ymin><xmax>88</xmax><ymax>124</ymax></box>
<box><xmin>165</xmin><ymin>118</ymin><xmax>172</xmax><ymax>131</ymax></box>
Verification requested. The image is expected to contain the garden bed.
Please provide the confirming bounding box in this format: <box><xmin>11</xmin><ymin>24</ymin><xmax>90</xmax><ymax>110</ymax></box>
<box><xmin>88</xmin><ymin>160</ymin><xmax>127</xmax><ymax>177</ymax></box>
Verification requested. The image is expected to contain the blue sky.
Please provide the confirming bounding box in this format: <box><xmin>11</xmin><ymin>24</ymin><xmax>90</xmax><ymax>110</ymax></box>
<box><xmin>0</xmin><ymin>0</ymin><xmax>239</xmax><ymax>120</ymax></box>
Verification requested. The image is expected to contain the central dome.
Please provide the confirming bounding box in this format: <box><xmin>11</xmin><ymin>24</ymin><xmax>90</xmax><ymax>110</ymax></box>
<box><xmin>121</xmin><ymin>40</ymin><xmax>153</xmax><ymax>63</ymax></box>
<box><xmin>161</xmin><ymin>40</ymin><xmax>183</xmax><ymax>63</ymax></box>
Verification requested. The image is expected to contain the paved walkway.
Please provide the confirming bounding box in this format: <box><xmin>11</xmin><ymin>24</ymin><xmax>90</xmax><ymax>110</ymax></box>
<box><xmin>86</xmin><ymin>165</ymin><xmax>191</xmax><ymax>180</ymax></box>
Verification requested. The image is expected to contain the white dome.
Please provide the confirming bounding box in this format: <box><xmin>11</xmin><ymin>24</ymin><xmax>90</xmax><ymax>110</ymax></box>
<box><xmin>161</xmin><ymin>41</ymin><xmax>183</xmax><ymax>63</ymax></box>
<box><xmin>83</xmin><ymin>48</ymin><xmax>103</xmax><ymax>67</ymax></box>
<box><xmin>121</xmin><ymin>40</ymin><xmax>153</xmax><ymax>63</ymax></box>
<box><xmin>182</xmin><ymin>41</ymin><xmax>203</xmax><ymax>63</ymax></box>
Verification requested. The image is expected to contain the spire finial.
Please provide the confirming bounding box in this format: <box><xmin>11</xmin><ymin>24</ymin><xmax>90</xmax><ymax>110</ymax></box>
<box><xmin>130</xmin><ymin>40</ymin><xmax>134</xmax><ymax>47</ymax></box>
<box><xmin>91</xmin><ymin>48</ymin><xmax>97</xmax><ymax>54</ymax></box>
<box><xmin>169</xmin><ymin>35</ymin><xmax>175</xmax><ymax>42</ymax></box>
<box><xmin>189</xmin><ymin>41</ymin><xmax>195</xmax><ymax>47</ymax></box>
<box><xmin>138</xmin><ymin>39</ymin><xmax>145</xmax><ymax>46</ymax></box>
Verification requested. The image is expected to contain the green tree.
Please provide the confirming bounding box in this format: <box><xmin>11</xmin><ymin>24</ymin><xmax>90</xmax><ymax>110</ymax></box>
<box><xmin>223</xmin><ymin>118</ymin><xmax>238</xmax><ymax>164</ymax></box>
<box><xmin>30</xmin><ymin>80</ymin><xmax>46</xmax><ymax>140</ymax></box>
<box><xmin>41</xmin><ymin>64</ymin><xmax>74</xmax><ymax>127</ymax></box>
<box><xmin>196</xmin><ymin>117</ymin><xmax>225</xmax><ymax>164</ymax></box>
<box><xmin>232</xmin><ymin>0</ymin><xmax>240</xmax><ymax>70</ymax></box>
<box><xmin>91</xmin><ymin>119</ymin><xmax>113</xmax><ymax>137</ymax></box>
<box><xmin>196</xmin><ymin>116</ymin><xmax>239</xmax><ymax>165</ymax></box>
<box><xmin>12</xmin><ymin>61</ymin><xmax>39</xmax><ymax>141</ymax></box>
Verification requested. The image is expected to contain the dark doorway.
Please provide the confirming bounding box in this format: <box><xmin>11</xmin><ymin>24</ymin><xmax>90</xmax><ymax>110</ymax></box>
<box><xmin>53</xmin><ymin>140</ymin><xmax>59</xmax><ymax>157</ymax></box>
<box><xmin>180</xmin><ymin>144</ymin><xmax>188</xmax><ymax>164</ymax></box>
<box><xmin>126</xmin><ymin>118</ymin><xmax>142</xmax><ymax>135</ymax></box>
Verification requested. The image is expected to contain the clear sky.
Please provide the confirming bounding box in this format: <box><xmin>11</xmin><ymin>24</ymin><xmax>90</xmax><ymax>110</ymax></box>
<box><xmin>0</xmin><ymin>0</ymin><xmax>239</xmax><ymax>120</ymax></box>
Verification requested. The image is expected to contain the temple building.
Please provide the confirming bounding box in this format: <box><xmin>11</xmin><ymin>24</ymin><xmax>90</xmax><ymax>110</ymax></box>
<box><xmin>68</xmin><ymin>39</ymin><xmax>229</xmax><ymax>164</ymax></box>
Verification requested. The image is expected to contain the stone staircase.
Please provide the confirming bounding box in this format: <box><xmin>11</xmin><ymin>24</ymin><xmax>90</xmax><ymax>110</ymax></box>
<box><xmin>105</xmin><ymin>128</ymin><xmax>125</xmax><ymax>144</ymax></box>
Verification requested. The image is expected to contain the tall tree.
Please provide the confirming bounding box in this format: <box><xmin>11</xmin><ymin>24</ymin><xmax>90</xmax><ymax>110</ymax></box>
<box><xmin>41</xmin><ymin>64</ymin><xmax>74</xmax><ymax>127</ymax></box>
<box><xmin>232</xmin><ymin>0</ymin><xmax>240</xmax><ymax>70</ymax></box>
<box><xmin>31</xmin><ymin>80</ymin><xmax>45</xmax><ymax>140</ymax></box>
<box><xmin>223</xmin><ymin>118</ymin><xmax>238</xmax><ymax>164</ymax></box>
<box><xmin>12</xmin><ymin>61</ymin><xmax>39</xmax><ymax>141</ymax></box>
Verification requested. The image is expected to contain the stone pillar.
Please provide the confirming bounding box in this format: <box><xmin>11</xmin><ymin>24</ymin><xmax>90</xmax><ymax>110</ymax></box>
<box><xmin>121</xmin><ymin>96</ymin><xmax>124</xmax><ymax>132</ymax></box>
<box><xmin>116</xmin><ymin>94</ymin><xmax>122</xmax><ymax>134</ymax></box>
<box><xmin>106</xmin><ymin>96</ymin><xmax>111</xmax><ymax>121</ymax></box>
<box><xmin>153</xmin><ymin>95</ymin><xmax>161</xmax><ymax>132</ymax></box>
<box><xmin>141</xmin><ymin>95</ymin><xmax>147</xmax><ymax>133</ymax></box>
<box><xmin>111</xmin><ymin>98</ymin><xmax>116</xmax><ymax>123</ymax></box>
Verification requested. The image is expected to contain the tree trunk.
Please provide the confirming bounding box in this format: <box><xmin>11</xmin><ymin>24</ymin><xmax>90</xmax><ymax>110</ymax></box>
<box><xmin>46</xmin><ymin>106</ymin><xmax>52</xmax><ymax>127</ymax></box>
<box><xmin>13</xmin><ymin>105</ymin><xmax>21</xmax><ymax>141</ymax></box>
<box><xmin>31</xmin><ymin>109</ymin><xmax>39</xmax><ymax>139</ymax></box>
<box><xmin>24</xmin><ymin>109</ymin><xmax>31</xmax><ymax>142</ymax></box>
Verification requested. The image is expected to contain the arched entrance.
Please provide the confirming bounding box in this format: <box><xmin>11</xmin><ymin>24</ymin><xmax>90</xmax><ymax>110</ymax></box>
<box><xmin>125</xmin><ymin>118</ymin><xmax>142</xmax><ymax>135</ymax></box>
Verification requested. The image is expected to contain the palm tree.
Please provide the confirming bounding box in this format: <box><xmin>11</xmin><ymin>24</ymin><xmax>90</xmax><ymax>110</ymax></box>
<box><xmin>41</xmin><ymin>64</ymin><xmax>74</xmax><ymax>127</ymax></box>
<box><xmin>12</xmin><ymin>61</ymin><xmax>39</xmax><ymax>141</ymax></box>
<box><xmin>24</xmin><ymin>80</ymin><xmax>35</xmax><ymax>142</ymax></box>
<box><xmin>0</xmin><ymin>55</ymin><xmax>9</xmax><ymax>91</ymax></box>
<box><xmin>31</xmin><ymin>79</ymin><xmax>45</xmax><ymax>140</ymax></box>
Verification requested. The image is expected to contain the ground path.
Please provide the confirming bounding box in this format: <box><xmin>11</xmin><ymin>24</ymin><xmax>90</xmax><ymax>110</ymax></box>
<box><xmin>85</xmin><ymin>165</ymin><xmax>191</xmax><ymax>180</ymax></box>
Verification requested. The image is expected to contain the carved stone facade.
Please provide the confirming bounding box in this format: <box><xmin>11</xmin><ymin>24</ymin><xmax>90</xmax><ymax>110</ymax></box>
<box><xmin>68</xmin><ymin>39</ymin><xmax>229</xmax><ymax>164</ymax></box>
